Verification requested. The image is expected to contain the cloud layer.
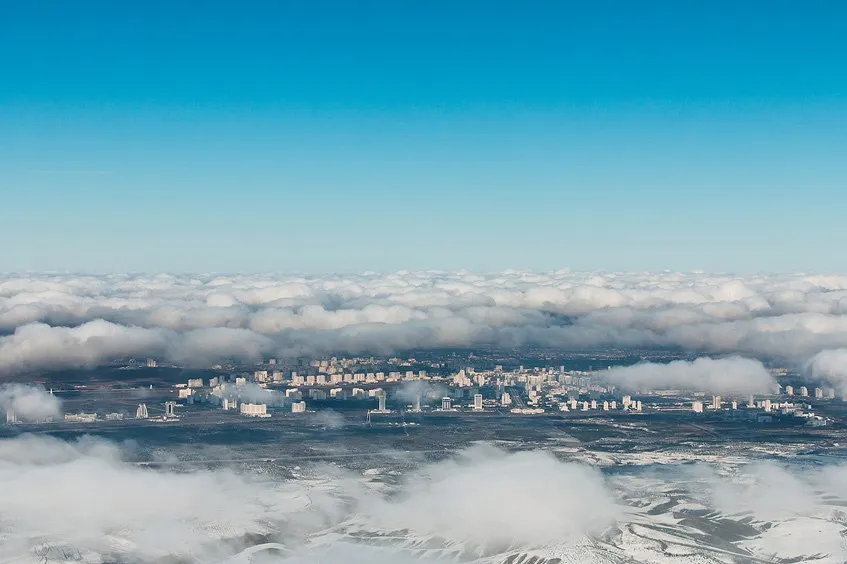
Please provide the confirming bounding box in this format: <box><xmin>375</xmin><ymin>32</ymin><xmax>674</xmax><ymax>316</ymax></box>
<box><xmin>0</xmin><ymin>383</ymin><xmax>62</xmax><ymax>421</ymax></box>
<box><xmin>605</xmin><ymin>356</ymin><xmax>777</xmax><ymax>395</ymax></box>
<box><xmin>5</xmin><ymin>434</ymin><xmax>847</xmax><ymax>562</ymax></box>
<box><xmin>2</xmin><ymin>271</ymin><xmax>847</xmax><ymax>373</ymax></box>
<box><xmin>0</xmin><ymin>436</ymin><xmax>617</xmax><ymax>563</ymax></box>
<box><xmin>806</xmin><ymin>348</ymin><xmax>847</xmax><ymax>395</ymax></box>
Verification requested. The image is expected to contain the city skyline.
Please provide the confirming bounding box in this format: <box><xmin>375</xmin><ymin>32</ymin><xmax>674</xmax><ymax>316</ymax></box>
<box><xmin>3</xmin><ymin>2</ymin><xmax>846</xmax><ymax>272</ymax></box>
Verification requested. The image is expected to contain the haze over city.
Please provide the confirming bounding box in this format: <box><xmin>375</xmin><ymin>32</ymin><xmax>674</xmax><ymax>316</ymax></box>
<box><xmin>3</xmin><ymin>2</ymin><xmax>847</xmax><ymax>564</ymax></box>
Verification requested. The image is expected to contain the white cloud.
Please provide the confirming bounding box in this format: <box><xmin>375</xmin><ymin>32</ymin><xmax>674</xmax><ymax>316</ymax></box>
<box><xmin>362</xmin><ymin>444</ymin><xmax>618</xmax><ymax>549</ymax></box>
<box><xmin>806</xmin><ymin>348</ymin><xmax>847</xmax><ymax>395</ymax></box>
<box><xmin>0</xmin><ymin>436</ymin><xmax>617</xmax><ymax>563</ymax></box>
<box><xmin>3</xmin><ymin>271</ymin><xmax>847</xmax><ymax>373</ymax></box>
<box><xmin>0</xmin><ymin>435</ymin><xmax>324</xmax><ymax>562</ymax></box>
<box><xmin>0</xmin><ymin>384</ymin><xmax>62</xmax><ymax>422</ymax></box>
<box><xmin>605</xmin><ymin>356</ymin><xmax>777</xmax><ymax>395</ymax></box>
<box><xmin>4</xmin><ymin>434</ymin><xmax>847</xmax><ymax>563</ymax></box>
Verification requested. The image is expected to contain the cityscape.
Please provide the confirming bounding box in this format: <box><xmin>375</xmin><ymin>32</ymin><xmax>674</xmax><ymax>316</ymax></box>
<box><xmin>6</xmin><ymin>354</ymin><xmax>840</xmax><ymax>428</ymax></box>
<box><xmin>4</xmin><ymin>342</ymin><xmax>847</xmax><ymax>563</ymax></box>
<box><xmin>3</xmin><ymin>2</ymin><xmax>847</xmax><ymax>563</ymax></box>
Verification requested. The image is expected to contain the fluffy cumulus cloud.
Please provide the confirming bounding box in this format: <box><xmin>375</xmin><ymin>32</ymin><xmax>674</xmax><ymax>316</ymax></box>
<box><xmin>0</xmin><ymin>434</ymin><xmax>327</xmax><ymax>562</ymax></box>
<box><xmin>606</xmin><ymin>356</ymin><xmax>778</xmax><ymax>395</ymax></box>
<box><xmin>0</xmin><ymin>383</ymin><xmax>62</xmax><ymax>422</ymax></box>
<box><xmin>6</xmin><ymin>435</ymin><xmax>847</xmax><ymax>563</ymax></box>
<box><xmin>0</xmin><ymin>436</ymin><xmax>619</xmax><ymax>563</ymax></box>
<box><xmin>362</xmin><ymin>444</ymin><xmax>617</xmax><ymax>549</ymax></box>
<box><xmin>806</xmin><ymin>348</ymin><xmax>847</xmax><ymax>395</ymax></box>
<box><xmin>3</xmin><ymin>271</ymin><xmax>847</xmax><ymax>374</ymax></box>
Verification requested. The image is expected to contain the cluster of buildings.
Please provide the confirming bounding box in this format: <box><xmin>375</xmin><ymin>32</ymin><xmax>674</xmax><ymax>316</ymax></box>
<box><xmin>11</xmin><ymin>357</ymin><xmax>838</xmax><ymax>428</ymax></box>
<box><xmin>691</xmin><ymin>393</ymin><xmax>831</xmax><ymax>426</ymax></box>
<box><xmin>163</xmin><ymin>360</ymin><xmax>839</xmax><ymax>423</ymax></box>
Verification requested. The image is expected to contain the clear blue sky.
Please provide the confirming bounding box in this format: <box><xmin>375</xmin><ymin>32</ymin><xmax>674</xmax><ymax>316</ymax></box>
<box><xmin>1</xmin><ymin>1</ymin><xmax>845</xmax><ymax>273</ymax></box>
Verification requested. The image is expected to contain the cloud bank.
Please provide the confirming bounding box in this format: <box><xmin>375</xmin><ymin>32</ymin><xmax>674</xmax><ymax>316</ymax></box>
<box><xmin>605</xmin><ymin>356</ymin><xmax>777</xmax><ymax>395</ymax></box>
<box><xmin>0</xmin><ymin>383</ymin><xmax>62</xmax><ymax>421</ymax></box>
<box><xmin>5</xmin><ymin>435</ymin><xmax>847</xmax><ymax>562</ymax></box>
<box><xmin>364</xmin><ymin>444</ymin><xmax>617</xmax><ymax>549</ymax></box>
<box><xmin>0</xmin><ymin>436</ymin><xmax>618</xmax><ymax>563</ymax></box>
<box><xmin>806</xmin><ymin>348</ymin><xmax>847</xmax><ymax>395</ymax></box>
<box><xmin>2</xmin><ymin>271</ymin><xmax>847</xmax><ymax>374</ymax></box>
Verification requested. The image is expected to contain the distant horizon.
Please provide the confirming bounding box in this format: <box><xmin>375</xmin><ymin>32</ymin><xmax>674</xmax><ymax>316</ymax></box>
<box><xmin>3</xmin><ymin>267</ymin><xmax>847</xmax><ymax>276</ymax></box>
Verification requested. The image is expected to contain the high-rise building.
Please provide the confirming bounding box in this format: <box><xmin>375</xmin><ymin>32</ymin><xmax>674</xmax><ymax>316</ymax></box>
<box><xmin>378</xmin><ymin>392</ymin><xmax>387</xmax><ymax>412</ymax></box>
<box><xmin>135</xmin><ymin>404</ymin><xmax>149</xmax><ymax>419</ymax></box>
<box><xmin>6</xmin><ymin>409</ymin><xmax>18</xmax><ymax>424</ymax></box>
<box><xmin>815</xmin><ymin>387</ymin><xmax>824</xmax><ymax>399</ymax></box>
<box><xmin>473</xmin><ymin>394</ymin><xmax>483</xmax><ymax>410</ymax></box>
<box><xmin>146</xmin><ymin>358</ymin><xmax>158</xmax><ymax>368</ymax></box>
<box><xmin>712</xmin><ymin>395</ymin><xmax>722</xmax><ymax>410</ymax></box>
<box><xmin>800</xmin><ymin>386</ymin><xmax>809</xmax><ymax>397</ymax></box>
<box><xmin>784</xmin><ymin>385</ymin><xmax>794</xmax><ymax>396</ymax></box>
<box><xmin>291</xmin><ymin>401</ymin><xmax>306</xmax><ymax>413</ymax></box>
<box><xmin>692</xmin><ymin>401</ymin><xmax>704</xmax><ymax>413</ymax></box>
<box><xmin>441</xmin><ymin>397</ymin><xmax>452</xmax><ymax>410</ymax></box>
<box><xmin>164</xmin><ymin>401</ymin><xmax>177</xmax><ymax>418</ymax></box>
<box><xmin>501</xmin><ymin>392</ymin><xmax>512</xmax><ymax>407</ymax></box>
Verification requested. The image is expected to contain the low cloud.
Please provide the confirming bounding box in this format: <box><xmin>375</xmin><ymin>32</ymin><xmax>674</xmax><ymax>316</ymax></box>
<box><xmin>3</xmin><ymin>271</ymin><xmax>847</xmax><ymax>374</ymax></box>
<box><xmin>0</xmin><ymin>383</ymin><xmax>62</xmax><ymax>422</ymax></box>
<box><xmin>605</xmin><ymin>356</ymin><xmax>777</xmax><ymax>395</ymax></box>
<box><xmin>212</xmin><ymin>382</ymin><xmax>281</xmax><ymax>405</ymax></box>
<box><xmin>309</xmin><ymin>409</ymin><xmax>347</xmax><ymax>430</ymax></box>
<box><xmin>363</xmin><ymin>444</ymin><xmax>618</xmax><ymax>549</ymax></box>
<box><xmin>0</xmin><ymin>434</ymin><xmax>330</xmax><ymax>562</ymax></box>
<box><xmin>806</xmin><ymin>348</ymin><xmax>847</xmax><ymax>395</ymax></box>
<box><xmin>392</xmin><ymin>380</ymin><xmax>449</xmax><ymax>405</ymax></box>
<box><xmin>4</xmin><ymin>434</ymin><xmax>847</xmax><ymax>562</ymax></box>
<box><xmin>0</xmin><ymin>436</ymin><xmax>618</xmax><ymax>562</ymax></box>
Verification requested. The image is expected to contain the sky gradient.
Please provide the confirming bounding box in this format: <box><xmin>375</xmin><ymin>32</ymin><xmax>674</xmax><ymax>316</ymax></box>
<box><xmin>2</xmin><ymin>1</ymin><xmax>846</xmax><ymax>273</ymax></box>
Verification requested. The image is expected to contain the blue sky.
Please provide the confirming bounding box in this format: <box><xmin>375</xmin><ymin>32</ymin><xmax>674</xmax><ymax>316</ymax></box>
<box><xmin>1</xmin><ymin>1</ymin><xmax>845</xmax><ymax>273</ymax></box>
